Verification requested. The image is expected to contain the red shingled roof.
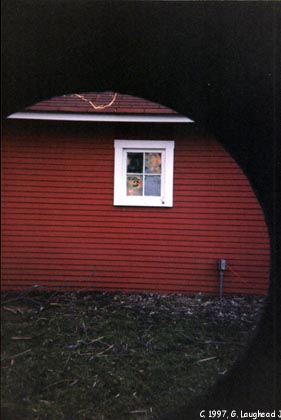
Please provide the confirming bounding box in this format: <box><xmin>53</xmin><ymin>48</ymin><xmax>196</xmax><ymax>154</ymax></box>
<box><xmin>26</xmin><ymin>92</ymin><xmax>179</xmax><ymax>115</ymax></box>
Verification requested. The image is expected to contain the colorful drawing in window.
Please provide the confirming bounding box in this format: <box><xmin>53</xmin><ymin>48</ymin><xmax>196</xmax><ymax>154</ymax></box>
<box><xmin>127</xmin><ymin>175</ymin><xmax>143</xmax><ymax>196</ymax></box>
<box><xmin>145</xmin><ymin>153</ymin><xmax>161</xmax><ymax>174</ymax></box>
<box><xmin>126</xmin><ymin>152</ymin><xmax>162</xmax><ymax>196</ymax></box>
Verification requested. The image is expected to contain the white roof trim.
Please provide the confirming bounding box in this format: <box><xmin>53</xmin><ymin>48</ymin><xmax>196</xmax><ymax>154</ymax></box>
<box><xmin>7</xmin><ymin>111</ymin><xmax>194</xmax><ymax>123</ymax></box>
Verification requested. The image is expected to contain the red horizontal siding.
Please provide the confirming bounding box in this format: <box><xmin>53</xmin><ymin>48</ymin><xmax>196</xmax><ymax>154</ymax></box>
<box><xmin>1</xmin><ymin>227</ymin><xmax>267</xmax><ymax>241</ymax></box>
<box><xmin>1</xmin><ymin>124</ymin><xmax>270</xmax><ymax>295</ymax></box>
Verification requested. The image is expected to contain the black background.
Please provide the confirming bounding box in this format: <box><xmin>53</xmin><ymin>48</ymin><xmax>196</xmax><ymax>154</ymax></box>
<box><xmin>2</xmin><ymin>1</ymin><xmax>280</xmax><ymax>417</ymax></box>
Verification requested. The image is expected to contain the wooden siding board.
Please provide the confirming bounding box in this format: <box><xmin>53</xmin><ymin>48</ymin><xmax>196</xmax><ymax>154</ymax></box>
<box><xmin>2</xmin><ymin>243</ymin><xmax>268</xmax><ymax>257</ymax></box>
<box><xmin>1</xmin><ymin>227</ymin><xmax>268</xmax><ymax>241</ymax></box>
<box><xmin>1</xmin><ymin>246</ymin><xmax>269</xmax><ymax>265</ymax></box>
<box><xmin>2</xmin><ymin>252</ymin><xmax>270</xmax><ymax>266</ymax></box>
<box><xmin>1</xmin><ymin>198</ymin><xmax>263</xmax><ymax>211</ymax></box>
<box><xmin>2</xmin><ymin>224</ymin><xmax>269</xmax><ymax>243</ymax></box>
<box><xmin>1</xmin><ymin>210</ymin><xmax>268</xmax><ymax>225</ymax></box>
<box><xmin>1</xmin><ymin>259</ymin><xmax>269</xmax><ymax>273</ymax></box>
<box><xmin>1</xmin><ymin>127</ymin><xmax>270</xmax><ymax>295</ymax></box>
<box><xmin>2</xmin><ymin>222</ymin><xmax>263</xmax><ymax>234</ymax></box>
<box><xmin>2</xmin><ymin>185</ymin><xmax>259</xmax><ymax>197</ymax></box>
<box><xmin>1</xmin><ymin>271</ymin><xmax>269</xmax><ymax>286</ymax></box>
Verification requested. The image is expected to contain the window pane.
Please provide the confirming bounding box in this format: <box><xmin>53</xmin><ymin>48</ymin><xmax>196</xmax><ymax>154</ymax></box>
<box><xmin>144</xmin><ymin>175</ymin><xmax>161</xmax><ymax>196</ymax></box>
<box><xmin>145</xmin><ymin>153</ymin><xmax>161</xmax><ymax>174</ymax></box>
<box><xmin>127</xmin><ymin>153</ymin><xmax>143</xmax><ymax>173</ymax></box>
<box><xmin>127</xmin><ymin>175</ymin><xmax>143</xmax><ymax>196</ymax></box>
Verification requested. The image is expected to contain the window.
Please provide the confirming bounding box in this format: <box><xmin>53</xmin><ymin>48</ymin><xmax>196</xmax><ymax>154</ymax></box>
<box><xmin>114</xmin><ymin>140</ymin><xmax>175</xmax><ymax>207</ymax></box>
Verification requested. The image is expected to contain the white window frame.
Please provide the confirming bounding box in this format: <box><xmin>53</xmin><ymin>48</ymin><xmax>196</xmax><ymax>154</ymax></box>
<box><xmin>114</xmin><ymin>140</ymin><xmax>175</xmax><ymax>207</ymax></box>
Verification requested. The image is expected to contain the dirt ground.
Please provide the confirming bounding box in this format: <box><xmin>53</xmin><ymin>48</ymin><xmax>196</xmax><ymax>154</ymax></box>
<box><xmin>1</xmin><ymin>291</ymin><xmax>266</xmax><ymax>420</ymax></box>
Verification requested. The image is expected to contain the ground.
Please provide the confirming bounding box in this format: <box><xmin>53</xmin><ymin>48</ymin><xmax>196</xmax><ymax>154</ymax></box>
<box><xmin>1</xmin><ymin>291</ymin><xmax>265</xmax><ymax>420</ymax></box>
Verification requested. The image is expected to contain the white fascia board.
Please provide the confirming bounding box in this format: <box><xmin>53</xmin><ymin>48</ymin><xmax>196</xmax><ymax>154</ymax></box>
<box><xmin>7</xmin><ymin>112</ymin><xmax>194</xmax><ymax>123</ymax></box>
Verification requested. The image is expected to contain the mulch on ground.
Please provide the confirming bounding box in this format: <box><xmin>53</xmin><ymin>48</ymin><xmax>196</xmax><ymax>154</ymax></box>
<box><xmin>1</xmin><ymin>291</ymin><xmax>265</xmax><ymax>420</ymax></box>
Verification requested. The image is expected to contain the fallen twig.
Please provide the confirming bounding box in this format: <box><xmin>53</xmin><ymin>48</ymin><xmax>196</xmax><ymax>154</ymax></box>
<box><xmin>1</xmin><ymin>348</ymin><xmax>32</xmax><ymax>361</ymax></box>
<box><xmin>95</xmin><ymin>344</ymin><xmax>114</xmax><ymax>356</ymax></box>
<box><xmin>194</xmin><ymin>356</ymin><xmax>217</xmax><ymax>364</ymax></box>
<box><xmin>87</xmin><ymin>344</ymin><xmax>114</xmax><ymax>359</ymax></box>
<box><xmin>129</xmin><ymin>410</ymin><xmax>148</xmax><ymax>415</ymax></box>
<box><xmin>3</xmin><ymin>306</ymin><xmax>19</xmax><ymax>314</ymax></box>
<box><xmin>90</xmin><ymin>336</ymin><xmax>105</xmax><ymax>344</ymax></box>
<box><xmin>70</xmin><ymin>379</ymin><xmax>79</xmax><ymax>386</ymax></box>
<box><xmin>11</xmin><ymin>336</ymin><xmax>33</xmax><ymax>340</ymax></box>
<box><xmin>44</xmin><ymin>379</ymin><xmax>74</xmax><ymax>389</ymax></box>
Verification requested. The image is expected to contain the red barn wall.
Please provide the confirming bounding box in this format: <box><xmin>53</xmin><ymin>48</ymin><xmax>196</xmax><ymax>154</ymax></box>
<box><xmin>1</xmin><ymin>121</ymin><xmax>270</xmax><ymax>295</ymax></box>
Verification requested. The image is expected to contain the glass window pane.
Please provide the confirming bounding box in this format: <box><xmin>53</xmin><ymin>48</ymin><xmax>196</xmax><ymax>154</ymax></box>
<box><xmin>127</xmin><ymin>175</ymin><xmax>143</xmax><ymax>196</ymax></box>
<box><xmin>145</xmin><ymin>153</ymin><xmax>161</xmax><ymax>174</ymax></box>
<box><xmin>127</xmin><ymin>153</ymin><xmax>143</xmax><ymax>173</ymax></box>
<box><xmin>144</xmin><ymin>175</ymin><xmax>161</xmax><ymax>196</ymax></box>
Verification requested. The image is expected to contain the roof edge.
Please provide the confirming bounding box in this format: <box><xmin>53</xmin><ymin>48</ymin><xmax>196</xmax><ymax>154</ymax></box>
<box><xmin>7</xmin><ymin>112</ymin><xmax>194</xmax><ymax>124</ymax></box>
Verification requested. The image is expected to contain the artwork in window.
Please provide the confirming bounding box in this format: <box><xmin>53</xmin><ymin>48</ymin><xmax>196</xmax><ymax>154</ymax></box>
<box><xmin>145</xmin><ymin>153</ymin><xmax>161</xmax><ymax>174</ymax></box>
<box><xmin>114</xmin><ymin>140</ymin><xmax>174</xmax><ymax>207</ymax></box>
<box><xmin>127</xmin><ymin>175</ymin><xmax>143</xmax><ymax>196</ymax></box>
<box><xmin>126</xmin><ymin>152</ymin><xmax>162</xmax><ymax>197</ymax></box>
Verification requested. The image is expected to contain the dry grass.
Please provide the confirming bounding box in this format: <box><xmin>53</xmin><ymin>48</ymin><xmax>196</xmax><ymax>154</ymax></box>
<box><xmin>1</xmin><ymin>291</ymin><xmax>265</xmax><ymax>420</ymax></box>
